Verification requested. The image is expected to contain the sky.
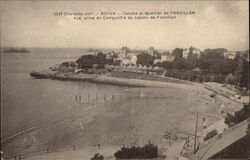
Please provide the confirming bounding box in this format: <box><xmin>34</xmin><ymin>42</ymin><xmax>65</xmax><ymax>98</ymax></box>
<box><xmin>0</xmin><ymin>0</ymin><xmax>249</xmax><ymax>51</ymax></box>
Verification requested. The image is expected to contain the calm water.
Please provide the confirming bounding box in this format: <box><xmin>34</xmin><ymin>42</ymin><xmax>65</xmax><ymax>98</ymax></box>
<box><xmin>1</xmin><ymin>48</ymin><xmax>123</xmax><ymax>140</ymax></box>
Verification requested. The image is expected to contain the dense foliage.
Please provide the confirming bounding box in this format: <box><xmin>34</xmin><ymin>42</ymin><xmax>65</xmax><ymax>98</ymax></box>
<box><xmin>172</xmin><ymin>48</ymin><xmax>183</xmax><ymax>60</ymax></box>
<box><xmin>121</xmin><ymin>46</ymin><xmax>130</xmax><ymax>52</ymax></box>
<box><xmin>60</xmin><ymin>61</ymin><xmax>76</xmax><ymax>68</ymax></box>
<box><xmin>203</xmin><ymin>48</ymin><xmax>227</xmax><ymax>58</ymax></box>
<box><xmin>114</xmin><ymin>144</ymin><xmax>158</xmax><ymax>159</ymax></box>
<box><xmin>75</xmin><ymin>52</ymin><xmax>106</xmax><ymax>69</ymax></box>
<box><xmin>90</xmin><ymin>153</ymin><xmax>104</xmax><ymax>160</ymax></box>
<box><xmin>72</xmin><ymin>47</ymin><xmax>249</xmax><ymax>88</ymax></box>
<box><xmin>166</xmin><ymin>48</ymin><xmax>241</xmax><ymax>73</ymax></box>
<box><xmin>203</xmin><ymin>129</ymin><xmax>218</xmax><ymax>141</ymax></box>
<box><xmin>137</xmin><ymin>53</ymin><xmax>155</xmax><ymax>66</ymax></box>
<box><xmin>154</xmin><ymin>48</ymin><xmax>249</xmax><ymax>88</ymax></box>
<box><xmin>239</xmin><ymin>60</ymin><xmax>250</xmax><ymax>88</ymax></box>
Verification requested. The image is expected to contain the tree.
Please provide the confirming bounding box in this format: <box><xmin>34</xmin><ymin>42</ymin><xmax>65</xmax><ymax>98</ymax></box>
<box><xmin>172</xmin><ymin>58</ymin><xmax>185</xmax><ymax>70</ymax></box>
<box><xmin>60</xmin><ymin>62</ymin><xmax>74</xmax><ymax>68</ymax></box>
<box><xmin>187</xmin><ymin>46</ymin><xmax>199</xmax><ymax>67</ymax></box>
<box><xmin>136</xmin><ymin>53</ymin><xmax>155</xmax><ymax>66</ymax></box>
<box><xmin>114</xmin><ymin>143</ymin><xmax>158</xmax><ymax>159</ymax></box>
<box><xmin>225</xmin><ymin>73</ymin><xmax>239</xmax><ymax>85</ymax></box>
<box><xmin>149</xmin><ymin>46</ymin><xmax>155</xmax><ymax>50</ymax></box>
<box><xmin>189</xmin><ymin>46</ymin><xmax>195</xmax><ymax>53</ymax></box>
<box><xmin>197</xmin><ymin>48</ymin><xmax>240</xmax><ymax>74</ymax></box>
<box><xmin>204</xmin><ymin>129</ymin><xmax>218</xmax><ymax>141</ymax></box>
<box><xmin>172</xmin><ymin>48</ymin><xmax>183</xmax><ymax>60</ymax></box>
<box><xmin>197</xmin><ymin>58</ymin><xmax>212</xmax><ymax>72</ymax></box>
<box><xmin>224</xmin><ymin>59</ymin><xmax>238</xmax><ymax>73</ymax></box>
<box><xmin>96</xmin><ymin>52</ymin><xmax>106</xmax><ymax>66</ymax></box>
<box><xmin>153</xmin><ymin>62</ymin><xmax>163</xmax><ymax>67</ymax></box>
<box><xmin>183</xmin><ymin>59</ymin><xmax>196</xmax><ymax>69</ymax></box>
<box><xmin>239</xmin><ymin>60</ymin><xmax>250</xmax><ymax>89</ymax></box>
<box><xmin>91</xmin><ymin>153</ymin><xmax>104</xmax><ymax>160</ymax></box>
<box><xmin>208</xmin><ymin>59</ymin><xmax>226</xmax><ymax>73</ymax></box>
<box><xmin>172</xmin><ymin>58</ymin><xmax>195</xmax><ymax>70</ymax></box>
<box><xmin>154</xmin><ymin>50</ymin><xmax>161</xmax><ymax>59</ymax></box>
<box><xmin>121</xmin><ymin>46</ymin><xmax>130</xmax><ymax>52</ymax></box>
<box><xmin>76</xmin><ymin>55</ymin><xmax>95</xmax><ymax>68</ymax></box>
<box><xmin>203</xmin><ymin>48</ymin><xmax>227</xmax><ymax>59</ymax></box>
<box><xmin>162</xmin><ymin>61</ymin><xmax>173</xmax><ymax>69</ymax></box>
<box><xmin>75</xmin><ymin>52</ymin><xmax>106</xmax><ymax>69</ymax></box>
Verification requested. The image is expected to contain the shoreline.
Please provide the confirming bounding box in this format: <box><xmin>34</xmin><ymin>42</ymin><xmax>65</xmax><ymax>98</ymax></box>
<box><xmin>30</xmin><ymin>70</ymin><xmax>193</xmax><ymax>88</ymax></box>
<box><xmin>2</xmin><ymin>70</ymin><xmax>243</xmax><ymax>159</ymax></box>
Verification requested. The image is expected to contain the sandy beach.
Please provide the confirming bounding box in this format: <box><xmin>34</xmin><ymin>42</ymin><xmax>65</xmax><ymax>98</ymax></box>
<box><xmin>2</xmin><ymin>75</ymin><xmax>242</xmax><ymax>159</ymax></box>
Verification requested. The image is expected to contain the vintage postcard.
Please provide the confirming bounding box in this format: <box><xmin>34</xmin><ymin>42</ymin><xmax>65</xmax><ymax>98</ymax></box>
<box><xmin>1</xmin><ymin>0</ymin><xmax>249</xmax><ymax>160</ymax></box>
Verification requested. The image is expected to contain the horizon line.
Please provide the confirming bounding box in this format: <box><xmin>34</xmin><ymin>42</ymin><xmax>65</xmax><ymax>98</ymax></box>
<box><xmin>1</xmin><ymin>46</ymin><xmax>249</xmax><ymax>52</ymax></box>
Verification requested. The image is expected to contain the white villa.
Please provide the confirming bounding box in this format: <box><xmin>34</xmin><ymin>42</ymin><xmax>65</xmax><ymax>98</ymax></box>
<box><xmin>192</xmin><ymin>49</ymin><xmax>201</xmax><ymax>58</ymax></box>
<box><xmin>224</xmin><ymin>51</ymin><xmax>237</xmax><ymax>59</ymax></box>
<box><xmin>154</xmin><ymin>52</ymin><xmax>174</xmax><ymax>64</ymax></box>
<box><xmin>116</xmin><ymin>48</ymin><xmax>138</xmax><ymax>65</ymax></box>
<box><xmin>183</xmin><ymin>48</ymin><xmax>201</xmax><ymax>59</ymax></box>
<box><xmin>161</xmin><ymin>52</ymin><xmax>175</xmax><ymax>62</ymax></box>
<box><xmin>183</xmin><ymin>48</ymin><xmax>189</xmax><ymax>59</ymax></box>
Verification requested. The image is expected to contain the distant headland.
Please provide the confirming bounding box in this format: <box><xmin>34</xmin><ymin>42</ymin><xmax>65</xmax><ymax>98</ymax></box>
<box><xmin>3</xmin><ymin>48</ymin><xmax>31</xmax><ymax>53</ymax></box>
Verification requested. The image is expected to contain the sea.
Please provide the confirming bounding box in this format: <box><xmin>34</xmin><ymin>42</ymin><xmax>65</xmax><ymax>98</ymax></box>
<box><xmin>1</xmin><ymin>48</ymin><xmax>225</xmax><ymax>158</ymax></box>
<box><xmin>0</xmin><ymin>48</ymin><xmax>123</xmax><ymax>141</ymax></box>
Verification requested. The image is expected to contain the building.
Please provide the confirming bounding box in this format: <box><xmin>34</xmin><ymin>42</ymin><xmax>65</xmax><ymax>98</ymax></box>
<box><xmin>121</xmin><ymin>59</ymin><xmax>131</xmax><ymax>65</ymax></box>
<box><xmin>183</xmin><ymin>48</ymin><xmax>189</xmax><ymax>59</ymax></box>
<box><xmin>161</xmin><ymin>52</ymin><xmax>175</xmax><ymax>62</ymax></box>
<box><xmin>113</xmin><ymin>47</ymin><xmax>129</xmax><ymax>65</ymax></box>
<box><xmin>148</xmin><ymin>47</ymin><xmax>159</xmax><ymax>57</ymax></box>
<box><xmin>127</xmin><ymin>52</ymin><xmax>137</xmax><ymax>58</ymax></box>
<box><xmin>119</xmin><ymin>52</ymin><xmax>138</xmax><ymax>65</ymax></box>
<box><xmin>237</xmin><ymin>51</ymin><xmax>249</xmax><ymax>61</ymax></box>
<box><xmin>148</xmin><ymin>47</ymin><xmax>155</xmax><ymax>56</ymax></box>
<box><xmin>224</xmin><ymin>51</ymin><xmax>237</xmax><ymax>59</ymax></box>
<box><xmin>119</xmin><ymin>49</ymin><xmax>128</xmax><ymax>59</ymax></box>
<box><xmin>106</xmin><ymin>51</ymin><xmax>117</xmax><ymax>60</ymax></box>
<box><xmin>153</xmin><ymin>52</ymin><xmax>174</xmax><ymax>64</ymax></box>
<box><xmin>183</xmin><ymin>48</ymin><xmax>201</xmax><ymax>59</ymax></box>
<box><xmin>131</xmin><ymin>55</ymin><xmax>137</xmax><ymax>65</ymax></box>
<box><xmin>153</xmin><ymin>59</ymin><xmax>161</xmax><ymax>64</ymax></box>
<box><xmin>192</xmin><ymin>49</ymin><xmax>201</xmax><ymax>58</ymax></box>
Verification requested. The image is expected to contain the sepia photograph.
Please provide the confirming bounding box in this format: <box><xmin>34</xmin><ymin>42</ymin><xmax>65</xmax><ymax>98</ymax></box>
<box><xmin>0</xmin><ymin>0</ymin><xmax>249</xmax><ymax>160</ymax></box>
